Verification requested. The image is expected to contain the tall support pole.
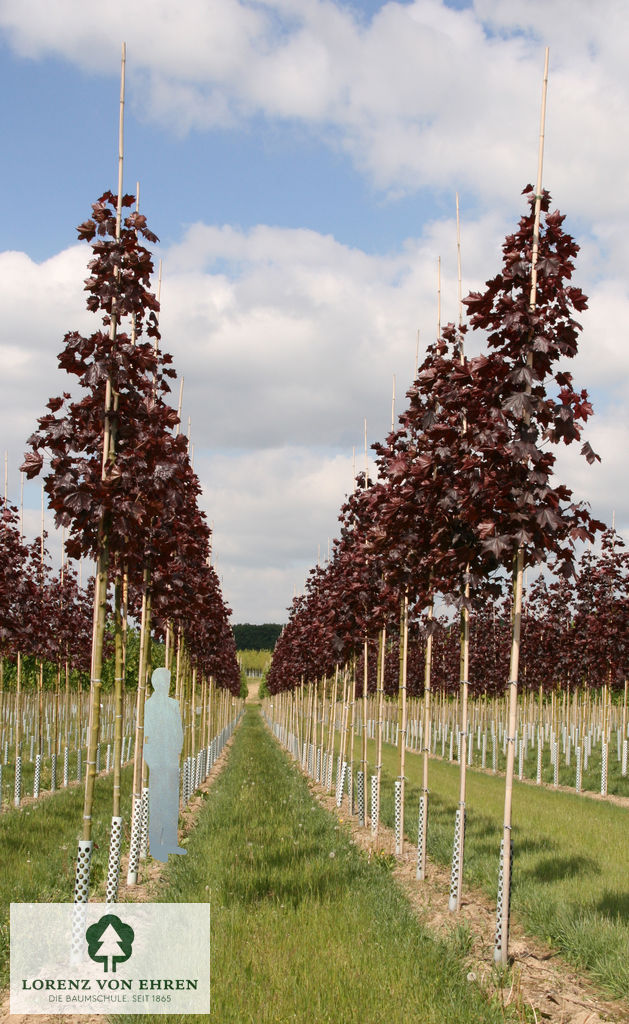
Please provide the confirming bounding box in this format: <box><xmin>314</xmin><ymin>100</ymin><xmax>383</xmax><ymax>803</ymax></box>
<box><xmin>372</xmin><ymin>627</ymin><xmax>386</xmax><ymax>835</ymax></box>
<box><xmin>74</xmin><ymin>42</ymin><xmax>126</xmax><ymax>910</ymax></box>
<box><xmin>325</xmin><ymin>666</ymin><xmax>338</xmax><ymax>791</ymax></box>
<box><xmin>359</xmin><ymin>636</ymin><xmax>368</xmax><ymax>826</ymax></box>
<box><xmin>106</xmin><ymin>574</ymin><xmax>125</xmax><ymax>903</ymax></box>
<box><xmin>450</xmin><ymin>203</ymin><xmax>470</xmax><ymax>912</ymax></box>
<box><xmin>348</xmin><ymin>660</ymin><xmax>357</xmax><ymax>814</ymax></box>
<box><xmin>14</xmin><ymin>652</ymin><xmax>22</xmax><ymax>806</ymax></box>
<box><xmin>417</xmin><ymin>601</ymin><xmax>433</xmax><ymax>880</ymax></box>
<box><xmin>336</xmin><ymin>669</ymin><xmax>350</xmax><ymax>807</ymax></box>
<box><xmin>396</xmin><ymin>593</ymin><xmax>409</xmax><ymax>857</ymax></box>
<box><xmin>495</xmin><ymin>47</ymin><xmax>549</xmax><ymax>965</ymax></box>
<box><xmin>450</xmin><ymin>593</ymin><xmax>469</xmax><ymax>911</ymax></box>
<box><xmin>127</xmin><ymin>568</ymin><xmax>150</xmax><ymax>886</ymax></box>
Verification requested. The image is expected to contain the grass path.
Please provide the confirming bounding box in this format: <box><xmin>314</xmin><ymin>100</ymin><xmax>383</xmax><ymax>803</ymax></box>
<box><xmin>139</xmin><ymin>706</ymin><xmax>518</xmax><ymax>1024</ymax></box>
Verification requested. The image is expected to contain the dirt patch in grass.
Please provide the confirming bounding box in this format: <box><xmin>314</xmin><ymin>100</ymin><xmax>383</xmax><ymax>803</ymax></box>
<box><xmin>309</xmin><ymin>774</ymin><xmax>629</xmax><ymax>1024</ymax></box>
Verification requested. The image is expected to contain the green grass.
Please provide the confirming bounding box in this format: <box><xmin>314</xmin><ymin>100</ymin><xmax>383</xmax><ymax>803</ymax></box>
<box><xmin>117</xmin><ymin>706</ymin><xmax>524</xmax><ymax>1024</ymax></box>
<box><xmin>0</xmin><ymin>763</ymin><xmax>133</xmax><ymax>989</ymax></box>
<box><xmin>363</xmin><ymin>733</ymin><xmax>629</xmax><ymax>1001</ymax></box>
<box><xmin>446</xmin><ymin>727</ymin><xmax>629</xmax><ymax>798</ymax></box>
<box><xmin>0</xmin><ymin>747</ymin><xmax>86</xmax><ymax>806</ymax></box>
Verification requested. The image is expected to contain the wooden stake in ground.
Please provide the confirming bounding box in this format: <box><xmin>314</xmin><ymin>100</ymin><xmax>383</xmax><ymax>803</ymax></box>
<box><xmin>449</xmin><ymin>195</ymin><xmax>471</xmax><ymax>913</ymax></box>
<box><xmin>417</xmin><ymin>599</ymin><xmax>433</xmax><ymax>879</ymax></box>
<box><xmin>127</xmin><ymin>569</ymin><xmax>152</xmax><ymax>883</ymax></box>
<box><xmin>358</xmin><ymin>421</ymin><xmax>369</xmax><ymax>825</ymax></box>
<box><xmin>395</xmin><ymin>592</ymin><xmax>409</xmax><ymax>856</ymax></box>
<box><xmin>73</xmin><ymin>42</ymin><xmax>126</xmax><ymax>909</ymax></box>
<box><xmin>105</xmin><ymin>572</ymin><xmax>125</xmax><ymax>902</ymax></box>
<box><xmin>371</xmin><ymin>627</ymin><xmax>386</xmax><ymax>834</ymax></box>
<box><xmin>325</xmin><ymin>666</ymin><xmax>338</xmax><ymax>791</ymax></box>
<box><xmin>495</xmin><ymin>46</ymin><xmax>549</xmax><ymax>966</ymax></box>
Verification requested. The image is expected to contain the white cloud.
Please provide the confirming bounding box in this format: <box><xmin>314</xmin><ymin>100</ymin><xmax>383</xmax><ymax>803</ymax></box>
<box><xmin>0</xmin><ymin>247</ymin><xmax>92</xmax><ymax>484</ymax></box>
<box><xmin>2</xmin><ymin>0</ymin><xmax>628</xmax><ymax>629</ymax></box>
<box><xmin>553</xmin><ymin>410</ymin><xmax>627</xmax><ymax>531</ymax></box>
<box><xmin>0</xmin><ymin>200</ymin><xmax>625</xmax><ymax>621</ymax></box>
<box><xmin>160</xmin><ymin>221</ymin><xmax>449</xmax><ymax>449</ymax></box>
<box><xmin>198</xmin><ymin>445</ymin><xmax>353</xmax><ymax>620</ymax></box>
<box><xmin>572</xmin><ymin>280</ymin><xmax>629</xmax><ymax>401</ymax></box>
<box><xmin>2</xmin><ymin>0</ymin><xmax>629</xmax><ymax>232</ymax></box>
<box><xmin>0</xmin><ymin>214</ymin><xmax>484</xmax><ymax>619</ymax></box>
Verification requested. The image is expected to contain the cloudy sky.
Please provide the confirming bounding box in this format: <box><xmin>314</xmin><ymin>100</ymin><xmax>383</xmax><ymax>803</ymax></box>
<box><xmin>1</xmin><ymin>0</ymin><xmax>627</xmax><ymax>624</ymax></box>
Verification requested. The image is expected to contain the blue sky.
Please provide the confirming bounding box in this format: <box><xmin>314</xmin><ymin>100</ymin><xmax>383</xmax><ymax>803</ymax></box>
<box><xmin>0</xmin><ymin>37</ymin><xmax>459</xmax><ymax>261</ymax></box>
<box><xmin>1</xmin><ymin>0</ymin><xmax>628</xmax><ymax>623</ymax></box>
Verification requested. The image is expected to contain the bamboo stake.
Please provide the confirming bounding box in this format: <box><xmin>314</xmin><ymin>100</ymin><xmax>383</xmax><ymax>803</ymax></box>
<box><xmin>496</xmin><ymin>46</ymin><xmax>549</xmax><ymax>966</ymax></box>
<box><xmin>348</xmin><ymin>659</ymin><xmax>357</xmax><ymax>814</ymax></box>
<box><xmin>336</xmin><ymin>669</ymin><xmax>350</xmax><ymax>806</ymax></box>
<box><xmin>396</xmin><ymin>592</ymin><xmax>409</xmax><ymax>856</ymax></box>
<box><xmin>391</xmin><ymin>374</ymin><xmax>396</xmax><ymax>429</ymax></box>
<box><xmin>360</xmin><ymin>421</ymin><xmax>369</xmax><ymax>823</ymax></box>
<box><xmin>361</xmin><ymin>638</ymin><xmax>368</xmax><ymax>824</ymax></box>
<box><xmin>112</xmin><ymin>576</ymin><xmax>124</xmax><ymax>818</ymax></box>
<box><xmin>74</xmin><ymin>43</ymin><xmax>126</xmax><ymax>911</ymax></box>
<box><xmin>414</xmin><ymin>330</ymin><xmax>420</xmax><ymax>380</ymax></box>
<box><xmin>437</xmin><ymin>257</ymin><xmax>442</xmax><ymax>341</ymax></box>
<box><xmin>372</xmin><ymin>627</ymin><xmax>385</xmax><ymax>834</ymax></box>
<box><xmin>206</xmin><ymin>675</ymin><xmax>214</xmax><ymax>767</ymax></box>
<box><xmin>36</xmin><ymin>486</ymin><xmax>45</xmax><ymax>786</ymax></box>
<box><xmin>175</xmin><ymin>626</ymin><xmax>182</xmax><ymax>702</ymax></box>
<box><xmin>325</xmin><ymin>666</ymin><xmax>338</xmax><ymax>792</ymax></box>
<box><xmin>200</xmin><ymin>673</ymin><xmax>207</xmax><ymax>776</ymax></box>
<box><xmin>127</xmin><ymin>568</ymin><xmax>150</xmax><ymax>886</ymax></box>
<box><xmin>176</xmin><ymin>378</ymin><xmax>184</xmax><ymax>435</ymax></box>
<box><xmin>105</xmin><ymin>572</ymin><xmax>125</xmax><ymax>902</ymax></box>
<box><xmin>11</xmin><ymin>476</ymin><xmax>26</xmax><ymax>806</ymax></box>
<box><xmin>13</xmin><ymin>652</ymin><xmax>22</xmax><ymax>806</ymax></box>
<box><xmin>417</xmin><ymin>600</ymin><xmax>433</xmax><ymax>880</ymax></box>
<box><xmin>450</xmin><ymin>193</ymin><xmax>470</xmax><ymax>913</ymax></box>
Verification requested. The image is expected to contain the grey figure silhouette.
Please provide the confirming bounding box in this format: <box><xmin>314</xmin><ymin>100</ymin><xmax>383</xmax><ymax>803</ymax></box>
<box><xmin>143</xmin><ymin>667</ymin><xmax>187</xmax><ymax>861</ymax></box>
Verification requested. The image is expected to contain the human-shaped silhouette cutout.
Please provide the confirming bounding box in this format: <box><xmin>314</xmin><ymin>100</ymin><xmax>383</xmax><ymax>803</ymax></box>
<box><xmin>143</xmin><ymin>667</ymin><xmax>187</xmax><ymax>862</ymax></box>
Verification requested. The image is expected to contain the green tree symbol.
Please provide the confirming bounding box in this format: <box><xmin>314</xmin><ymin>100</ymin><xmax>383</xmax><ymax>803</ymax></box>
<box><xmin>86</xmin><ymin>914</ymin><xmax>134</xmax><ymax>973</ymax></box>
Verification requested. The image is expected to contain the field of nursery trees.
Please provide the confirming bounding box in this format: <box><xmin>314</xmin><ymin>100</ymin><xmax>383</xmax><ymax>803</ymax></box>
<box><xmin>2</xmin><ymin>43</ymin><xmax>629</xmax><ymax>1024</ymax></box>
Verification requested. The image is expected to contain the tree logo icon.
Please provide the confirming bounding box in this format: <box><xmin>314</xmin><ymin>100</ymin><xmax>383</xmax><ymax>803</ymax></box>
<box><xmin>86</xmin><ymin>914</ymin><xmax>135</xmax><ymax>973</ymax></box>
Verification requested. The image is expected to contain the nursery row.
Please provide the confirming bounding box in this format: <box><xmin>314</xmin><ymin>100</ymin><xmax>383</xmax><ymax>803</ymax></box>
<box><xmin>264</xmin><ymin>691</ymin><xmax>629</xmax><ymax>1003</ymax></box>
<box><xmin>263</xmin><ymin>135</ymin><xmax>626</xmax><ymax>969</ymax></box>
<box><xmin>1</xmin><ymin>54</ymin><xmax>244</xmax><ymax>907</ymax></box>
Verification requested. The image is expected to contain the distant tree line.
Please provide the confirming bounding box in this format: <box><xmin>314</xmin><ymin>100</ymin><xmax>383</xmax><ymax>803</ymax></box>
<box><xmin>233</xmin><ymin>623</ymin><xmax>283</xmax><ymax>650</ymax></box>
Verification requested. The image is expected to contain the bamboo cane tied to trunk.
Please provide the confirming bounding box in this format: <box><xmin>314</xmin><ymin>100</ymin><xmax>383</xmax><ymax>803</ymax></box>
<box><xmin>76</xmin><ymin>46</ymin><xmax>126</xmax><ymax>901</ymax></box>
<box><xmin>348</xmin><ymin>659</ymin><xmax>357</xmax><ymax>812</ymax></box>
<box><xmin>325</xmin><ymin>666</ymin><xmax>338</xmax><ymax>790</ymax></box>
<box><xmin>126</xmin><ymin>568</ymin><xmax>150</xmax><ymax>885</ymax></box>
<box><xmin>374</xmin><ymin>627</ymin><xmax>386</xmax><ymax>833</ymax></box>
<box><xmin>14</xmin><ymin>651</ymin><xmax>22</xmax><ymax>805</ymax></box>
<box><xmin>362</xmin><ymin>636</ymin><xmax>368</xmax><ymax>797</ymax></box>
<box><xmin>418</xmin><ymin>601</ymin><xmax>433</xmax><ymax>880</ymax></box>
<box><xmin>496</xmin><ymin>46</ymin><xmax>549</xmax><ymax>965</ymax></box>
<box><xmin>397</xmin><ymin>592</ymin><xmax>409</xmax><ymax>855</ymax></box>
<box><xmin>112</xmin><ymin>575</ymin><xmax>124</xmax><ymax>817</ymax></box>
<box><xmin>82</xmin><ymin>538</ymin><xmax>110</xmax><ymax>840</ymax></box>
<box><xmin>450</xmin><ymin>587</ymin><xmax>469</xmax><ymax>911</ymax></box>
